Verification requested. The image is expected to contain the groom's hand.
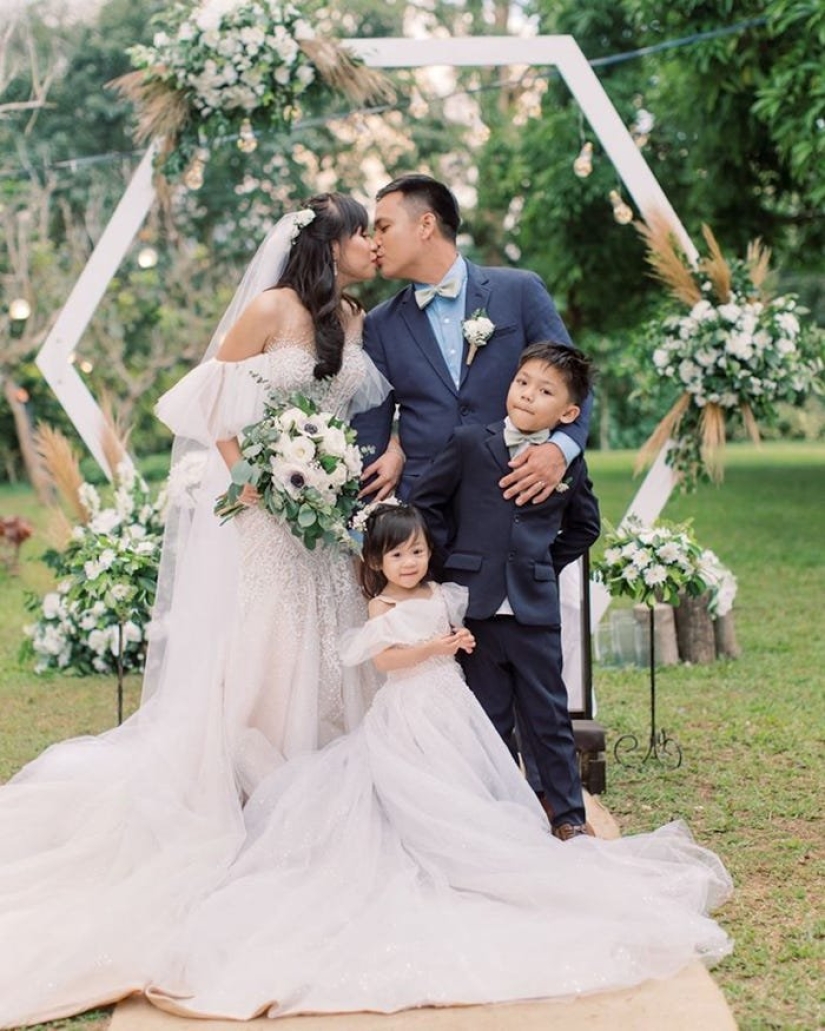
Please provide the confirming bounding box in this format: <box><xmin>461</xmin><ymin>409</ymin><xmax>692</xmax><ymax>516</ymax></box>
<box><xmin>358</xmin><ymin>448</ymin><xmax>404</xmax><ymax>500</ymax></box>
<box><xmin>499</xmin><ymin>442</ymin><xmax>565</xmax><ymax>506</ymax></box>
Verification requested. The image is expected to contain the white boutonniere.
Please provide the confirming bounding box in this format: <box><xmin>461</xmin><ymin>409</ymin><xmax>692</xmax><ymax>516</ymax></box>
<box><xmin>462</xmin><ymin>308</ymin><xmax>495</xmax><ymax>366</ymax></box>
<box><xmin>555</xmin><ymin>477</ymin><xmax>572</xmax><ymax>494</ymax></box>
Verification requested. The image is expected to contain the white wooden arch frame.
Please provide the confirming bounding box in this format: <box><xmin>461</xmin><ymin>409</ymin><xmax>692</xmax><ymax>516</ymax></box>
<box><xmin>35</xmin><ymin>35</ymin><xmax>699</xmax><ymax>699</ymax></box>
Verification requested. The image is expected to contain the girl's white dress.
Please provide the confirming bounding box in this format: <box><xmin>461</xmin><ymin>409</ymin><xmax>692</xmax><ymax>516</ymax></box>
<box><xmin>0</xmin><ymin>335</ymin><xmax>383</xmax><ymax>1027</ymax></box>
<box><xmin>144</xmin><ymin>583</ymin><xmax>733</xmax><ymax>1020</ymax></box>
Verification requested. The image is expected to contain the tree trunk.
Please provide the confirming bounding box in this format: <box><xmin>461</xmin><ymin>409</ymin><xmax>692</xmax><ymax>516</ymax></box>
<box><xmin>632</xmin><ymin>602</ymin><xmax>679</xmax><ymax>666</ymax></box>
<box><xmin>2</xmin><ymin>377</ymin><xmax>55</xmax><ymax>505</ymax></box>
<box><xmin>673</xmin><ymin>591</ymin><xmax>716</xmax><ymax>664</ymax></box>
<box><xmin>714</xmin><ymin>611</ymin><xmax>742</xmax><ymax>659</ymax></box>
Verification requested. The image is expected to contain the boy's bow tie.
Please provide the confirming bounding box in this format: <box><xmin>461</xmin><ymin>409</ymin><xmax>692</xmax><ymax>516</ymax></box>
<box><xmin>503</xmin><ymin>425</ymin><xmax>551</xmax><ymax>450</ymax></box>
<box><xmin>414</xmin><ymin>277</ymin><xmax>461</xmax><ymax>308</ymax></box>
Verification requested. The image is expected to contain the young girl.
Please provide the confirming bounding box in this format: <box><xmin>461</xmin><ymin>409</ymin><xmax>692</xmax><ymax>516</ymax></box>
<box><xmin>145</xmin><ymin>504</ymin><xmax>733</xmax><ymax>1021</ymax></box>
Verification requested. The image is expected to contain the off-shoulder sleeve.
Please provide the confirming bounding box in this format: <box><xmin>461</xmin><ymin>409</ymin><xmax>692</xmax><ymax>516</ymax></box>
<box><xmin>155</xmin><ymin>356</ymin><xmax>271</xmax><ymax>445</ymax></box>
<box><xmin>438</xmin><ymin>582</ymin><xmax>469</xmax><ymax>628</ymax></box>
<box><xmin>346</xmin><ymin>351</ymin><xmax>393</xmax><ymax>418</ymax></box>
<box><xmin>339</xmin><ymin>599</ymin><xmax>442</xmax><ymax>667</ymax></box>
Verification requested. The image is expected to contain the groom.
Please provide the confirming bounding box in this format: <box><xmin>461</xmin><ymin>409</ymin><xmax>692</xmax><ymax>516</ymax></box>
<box><xmin>353</xmin><ymin>174</ymin><xmax>592</xmax><ymax>503</ymax></box>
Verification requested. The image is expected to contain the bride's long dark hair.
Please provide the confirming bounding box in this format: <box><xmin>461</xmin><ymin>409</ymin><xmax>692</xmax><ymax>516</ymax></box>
<box><xmin>276</xmin><ymin>192</ymin><xmax>369</xmax><ymax>380</ymax></box>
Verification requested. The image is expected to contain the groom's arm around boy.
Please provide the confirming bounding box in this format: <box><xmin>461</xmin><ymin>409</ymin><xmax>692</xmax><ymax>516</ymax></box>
<box><xmin>411</xmin><ymin>343</ymin><xmax>600</xmax><ymax>840</ymax></box>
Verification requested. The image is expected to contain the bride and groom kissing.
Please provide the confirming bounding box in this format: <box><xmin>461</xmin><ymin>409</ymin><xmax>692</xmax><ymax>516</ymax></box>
<box><xmin>0</xmin><ymin>175</ymin><xmax>732</xmax><ymax>1026</ymax></box>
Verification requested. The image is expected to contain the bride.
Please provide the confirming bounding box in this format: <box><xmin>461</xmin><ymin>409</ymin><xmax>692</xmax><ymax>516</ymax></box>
<box><xmin>0</xmin><ymin>193</ymin><xmax>388</xmax><ymax>1027</ymax></box>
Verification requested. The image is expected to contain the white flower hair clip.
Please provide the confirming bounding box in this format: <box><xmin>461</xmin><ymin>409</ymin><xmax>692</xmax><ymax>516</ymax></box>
<box><xmin>350</xmin><ymin>495</ymin><xmax>402</xmax><ymax>534</ymax></box>
<box><xmin>289</xmin><ymin>207</ymin><xmax>316</xmax><ymax>244</ymax></box>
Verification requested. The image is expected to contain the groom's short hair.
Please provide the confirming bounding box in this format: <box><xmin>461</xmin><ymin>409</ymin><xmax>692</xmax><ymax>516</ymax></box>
<box><xmin>377</xmin><ymin>174</ymin><xmax>461</xmax><ymax>242</ymax></box>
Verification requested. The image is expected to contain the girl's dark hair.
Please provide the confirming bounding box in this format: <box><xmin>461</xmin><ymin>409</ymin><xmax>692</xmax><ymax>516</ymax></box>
<box><xmin>359</xmin><ymin>503</ymin><xmax>434</xmax><ymax>599</ymax></box>
<box><xmin>276</xmin><ymin>192</ymin><xmax>369</xmax><ymax>380</ymax></box>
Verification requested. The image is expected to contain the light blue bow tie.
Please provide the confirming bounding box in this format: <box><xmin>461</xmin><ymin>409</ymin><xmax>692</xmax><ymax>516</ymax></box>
<box><xmin>503</xmin><ymin>424</ymin><xmax>551</xmax><ymax>450</ymax></box>
<box><xmin>414</xmin><ymin>277</ymin><xmax>462</xmax><ymax>309</ymax></box>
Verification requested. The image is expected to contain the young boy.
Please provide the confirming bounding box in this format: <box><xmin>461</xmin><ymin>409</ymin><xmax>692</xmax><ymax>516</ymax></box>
<box><xmin>411</xmin><ymin>343</ymin><xmax>600</xmax><ymax>840</ymax></box>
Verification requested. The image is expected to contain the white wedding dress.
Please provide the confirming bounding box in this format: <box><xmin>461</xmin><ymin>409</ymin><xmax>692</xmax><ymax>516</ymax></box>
<box><xmin>0</xmin><ymin>334</ymin><xmax>383</xmax><ymax>1028</ymax></box>
<box><xmin>144</xmin><ymin>583</ymin><xmax>732</xmax><ymax>1021</ymax></box>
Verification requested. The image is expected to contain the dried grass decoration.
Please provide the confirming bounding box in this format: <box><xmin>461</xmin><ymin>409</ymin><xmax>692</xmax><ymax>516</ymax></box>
<box><xmin>635</xmin><ymin>212</ymin><xmax>823</xmax><ymax>486</ymax></box>
<box><xmin>110</xmin><ymin>0</ymin><xmax>393</xmax><ymax>184</ymax></box>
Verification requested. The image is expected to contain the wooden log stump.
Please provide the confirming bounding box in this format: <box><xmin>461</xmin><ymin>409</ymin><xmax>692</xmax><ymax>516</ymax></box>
<box><xmin>673</xmin><ymin>591</ymin><xmax>716</xmax><ymax>664</ymax></box>
<box><xmin>713</xmin><ymin>610</ymin><xmax>742</xmax><ymax>659</ymax></box>
<box><xmin>632</xmin><ymin>603</ymin><xmax>680</xmax><ymax>666</ymax></box>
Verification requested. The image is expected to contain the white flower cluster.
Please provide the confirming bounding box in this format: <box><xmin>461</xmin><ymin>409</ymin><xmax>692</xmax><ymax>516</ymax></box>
<box><xmin>25</xmin><ymin>463</ymin><xmax>166</xmax><ymax>676</ymax></box>
<box><xmin>215</xmin><ymin>392</ymin><xmax>364</xmax><ymax>552</ymax></box>
<box><xmin>462</xmin><ymin>311</ymin><xmax>495</xmax><ymax>349</ymax></box>
<box><xmin>349</xmin><ymin>495</ymin><xmax>402</xmax><ymax>535</ymax></box>
<box><xmin>128</xmin><ymin>0</ymin><xmax>316</xmax><ymax>119</ymax></box>
<box><xmin>652</xmin><ymin>292</ymin><xmax>823</xmax><ymax>415</ymax></box>
<box><xmin>289</xmin><ymin>207</ymin><xmax>316</xmax><ymax>245</ymax></box>
<box><xmin>698</xmin><ymin>549</ymin><xmax>738</xmax><ymax>618</ymax></box>
<box><xmin>593</xmin><ymin>518</ymin><xmax>710</xmax><ymax>607</ymax></box>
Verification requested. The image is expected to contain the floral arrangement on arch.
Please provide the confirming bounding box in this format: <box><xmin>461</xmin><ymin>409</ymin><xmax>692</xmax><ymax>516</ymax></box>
<box><xmin>636</xmin><ymin>214</ymin><xmax>824</xmax><ymax>485</ymax></box>
<box><xmin>24</xmin><ymin>457</ymin><xmax>166</xmax><ymax>676</ymax></box>
<box><xmin>112</xmin><ymin>0</ymin><xmax>392</xmax><ymax>183</ymax></box>
<box><xmin>215</xmin><ymin>390</ymin><xmax>365</xmax><ymax>553</ymax></box>
<box><xmin>592</xmin><ymin>517</ymin><xmax>711</xmax><ymax>608</ymax></box>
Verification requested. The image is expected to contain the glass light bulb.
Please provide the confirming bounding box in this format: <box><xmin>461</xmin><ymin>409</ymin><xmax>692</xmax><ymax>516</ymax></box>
<box><xmin>137</xmin><ymin>246</ymin><xmax>158</xmax><ymax>269</ymax></box>
<box><xmin>9</xmin><ymin>298</ymin><xmax>31</xmax><ymax>321</ymax></box>
<box><xmin>609</xmin><ymin>190</ymin><xmax>634</xmax><ymax>225</ymax></box>
<box><xmin>237</xmin><ymin>118</ymin><xmax>258</xmax><ymax>153</ymax></box>
<box><xmin>573</xmin><ymin>141</ymin><xmax>593</xmax><ymax>178</ymax></box>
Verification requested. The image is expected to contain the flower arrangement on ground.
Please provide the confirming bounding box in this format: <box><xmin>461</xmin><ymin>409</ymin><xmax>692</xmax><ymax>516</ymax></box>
<box><xmin>113</xmin><ymin>0</ymin><xmax>392</xmax><ymax>182</ymax></box>
<box><xmin>697</xmin><ymin>548</ymin><xmax>738</xmax><ymax>619</ymax></box>
<box><xmin>24</xmin><ymin>461</ymin><xmax>166</xmax><ymax>677</ymax></box>
<box><xmin>592</xmin><ymin>517</ymin><xmax>710</xmax><ymax>608</ymax></box>
<box><xmin>636</xmin><ymin>214</ymin><xmax>824</xmax><ymax>485</ymax></box>
<box><xmin>215</xmin><ymin>391</ymin><xmax>364</xmax><ymax>552</ymax></box>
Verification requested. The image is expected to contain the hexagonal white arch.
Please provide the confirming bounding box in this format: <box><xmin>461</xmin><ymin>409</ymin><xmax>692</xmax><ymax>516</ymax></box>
<box><xmin>34</xmin><ymin>35</ymin><xmax>698</xmax><ymax>710</ymax></box>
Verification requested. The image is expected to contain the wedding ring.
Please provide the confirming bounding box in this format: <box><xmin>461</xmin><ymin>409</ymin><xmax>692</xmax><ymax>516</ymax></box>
<box><xmin>536</xmin><ymin>480</ymin><xmax>545</xmax><ymax>489</ymax></box>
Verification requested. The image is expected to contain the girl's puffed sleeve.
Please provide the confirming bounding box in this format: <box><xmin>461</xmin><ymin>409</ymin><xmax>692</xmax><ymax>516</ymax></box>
<box><xmin>155</xmin><ymin>356</ymin><xmax>271</xmax><ymax>445</ymax></box>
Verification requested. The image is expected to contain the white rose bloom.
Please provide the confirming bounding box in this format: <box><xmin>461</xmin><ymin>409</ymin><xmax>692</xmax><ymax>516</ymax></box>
<box><xmin>177</xmin><ymin>21</ymin><xmax>196</xmax><ymax>41</ymax></box>
<box><xmin>123</xmin><ymin>620</ymin><xmax>143</xmax><ymax>644</ymax></box>
<box><xmin>274</xmin><ymin>65</ymin><xmax>291</xmax><ymax>86</ymax></box>
<box><xmin>99</xmin><ymin>548</ymin><xmax>117</xmax><ymax>570</ymax></box>
<box><xmin>88</xmin><ymin>628</ymin><xmax>109</xmax><ymax>655</ymax></box>
<box><xmin>621</xmin><ymin>542</ymin><xmax>640</xmax><ymax>560</ymax></box>
<box><xmin>318</xmin><ymin>425</ymin><xmax>347</xmax><ymax>456</ymax></box>
<box><xmin>90</xmin><ymin>509</ymin><xmax>121</xmax><ymax>535</ymax></box>
<box><xmin>776</xmin><ymin>337</ymin><xmax>796</xmax><ymax>355</ymax></box>
<box><xmin>690</xmin><ymin>300</ymin><xmax>714</xmax><ymax>321</ymax></box>
<box><xmin>326</xmin><ymin>462</ymin><xmax>349</xmax><ymax>489</ymax></box>
<box><xmin>643</xmin><ymin>564</ymin><xmax>668</xmax><ymax>586</ymax></box>
<box><xmin>80</xmin><ymin>612</ymin><xmax>98</xmax><ymax>631</ymax></box>
<box><xmin>657</xmin><ymin>542</ymin><xmax>682</xmax><ymax>564</ymax></box>
<box><xmin>92</xmin><ymin>656</ymin><xmax>109</xmax><ymax>673</ymax></box>
<box><xmin>42</xmin><ymin>593</ymin><xmax>63</xmax><ymax>620</ymax></box>
<box><xmin>678</xmin><ymin>359</ymin><xmax>701</xmax><ymax>386</ymax></box>
<box><xmin>111</xmin><ymin>584</ymin><xmax>131</xmax><ymax>602</ymax></box>
<box><xmin>84</xmin><ymin>560</ymin><xmax>103</xmax><ymax>581</ymax></box>
<box><xmin>136</xmin><ymin>540</ymin><xmax>157</xmax><ymax>555</ymax></box>
<box><xmin>695</xmin><ymin>349</ymin><xmax>716</xmax><ymax>367</ymax></box>
<box><xmin>92</xmin><ymin>601</ymin><xmax>107</xmax><ymax>617</ymax></box>
<box><xmin>725</xmin><ymin>333</ymin><xmax>754</xmax><ymax>361</ymax></box>
<box><xmin>296</xmin><ymin>64</ymin><xmax>315</xmax><ymax>87</ymax></box>
<box><xmin>652</xmin><ymin>347</ymin><xmax>670</xmax><ymax>369</ymax></box>
<box><xmin>280</xmin><ymin>435</ymin><xmax>316</xmax><ymax>464</ymax></box>
<box><xmin>776</xmin><ymin>311</ymin><xmax>799</xmax><ymax>336</ymax></box>
<box><xmin>717</xmin><ymin>303</ymin><xmax>741</xmax><ymax>323</ymax></box>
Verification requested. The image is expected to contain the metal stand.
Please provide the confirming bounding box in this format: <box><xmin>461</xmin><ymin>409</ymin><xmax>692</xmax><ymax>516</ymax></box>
<box><xmin>613</xmin><ymin>605</ymin><xmax>682</xmax><ymax>769</ymax></box>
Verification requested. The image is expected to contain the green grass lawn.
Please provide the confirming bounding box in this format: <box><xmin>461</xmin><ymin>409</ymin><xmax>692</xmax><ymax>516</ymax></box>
<box><xmin>1</xmin><ymin>442</ymin><xmax>823</xmax><ymax>1030</ymax></box>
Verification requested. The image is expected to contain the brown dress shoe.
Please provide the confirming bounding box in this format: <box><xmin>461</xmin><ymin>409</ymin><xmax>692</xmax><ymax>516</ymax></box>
<box><xmin>552</xmin><ymin>822</ymin><xmax>596</xmax><ymax>841</ymax></box>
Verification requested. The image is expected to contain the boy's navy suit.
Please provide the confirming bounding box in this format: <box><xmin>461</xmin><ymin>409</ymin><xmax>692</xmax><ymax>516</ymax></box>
<box><xmin>411</xmin><ymin>420</ymin><xmax>601</xmax><ymax>828</ymax></box>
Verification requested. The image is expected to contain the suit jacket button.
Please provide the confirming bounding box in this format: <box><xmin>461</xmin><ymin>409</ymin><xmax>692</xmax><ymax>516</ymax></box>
<box><xmin>460</xmin><ymin>405</ymin><xmax>469</xmax><ymax>415</ymax></box>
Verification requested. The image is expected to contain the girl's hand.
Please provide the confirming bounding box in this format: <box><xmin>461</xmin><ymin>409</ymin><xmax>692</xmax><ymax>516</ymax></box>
<box><xmin>429</xmin><ymin>630</ymin><xmax>473</xmax><ymax>657</ymax></box>
<box><xmin>239</xmin><ymin>483</ymin><xmax>260</xmax><ymax>507</ymax></box>
<box><xmin>454</xmin><ymin>627</ymin><xmax>476</xmax><ymax>653</ymax></box>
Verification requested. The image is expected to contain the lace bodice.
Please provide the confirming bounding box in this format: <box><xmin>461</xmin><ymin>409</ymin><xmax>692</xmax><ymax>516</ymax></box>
<box><xmin>261</xmin><ymin>339</ymin><xmax>370</xmax><ymax>420</ymax></box>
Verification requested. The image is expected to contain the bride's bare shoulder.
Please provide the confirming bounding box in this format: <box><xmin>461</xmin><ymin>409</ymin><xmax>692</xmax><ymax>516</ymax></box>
<box><xmin>217</xmin><ymin>288</ymin><xmax>310</xmax><ymax>360</ymax></box>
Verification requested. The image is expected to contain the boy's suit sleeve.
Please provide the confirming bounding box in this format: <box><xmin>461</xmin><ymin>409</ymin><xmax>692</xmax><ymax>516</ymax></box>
<box><xmin>551</xmin><ymin>459</ymin><xmax>601</xmax><ymax>574</ymax></box>
<box><xmin>408</xmin><ymin>433</ymin><xmax>462</xmax><ymax>572</ymax></box>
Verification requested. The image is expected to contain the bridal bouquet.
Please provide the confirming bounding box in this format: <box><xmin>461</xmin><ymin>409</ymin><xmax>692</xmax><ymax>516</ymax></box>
<box><xmin>215</xmin><ymin>392</ymin><xmax>364</xmax><ymax>552</ymax></box>
<box><xmin>592</xmin><ymin>517</ymin><xmax>709</xmax><ymax>607</ymax></box>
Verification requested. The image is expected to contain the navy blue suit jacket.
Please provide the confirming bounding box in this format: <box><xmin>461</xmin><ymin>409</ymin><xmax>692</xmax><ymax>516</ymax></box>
<box><xmin>410</xmin><ymin>422</ymin><xmax>601</xmax><ymax>627</ymax></box>
<box><xmin>353</xmin><ymin>262</ymin><xmax>591</xmax><ymax>497</ymax></box>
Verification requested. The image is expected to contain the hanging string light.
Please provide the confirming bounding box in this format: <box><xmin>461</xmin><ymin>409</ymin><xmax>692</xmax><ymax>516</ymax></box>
<box><xmin>573</xmin><ymin>141</ymin><xmax>594</xmax><ymax>178</ymax></box>
<box><xmin>609</xmin><ymin>189</ymin><xmax>634</xmax><ymax>225</ymax></box>
<box><xmin>236</xmin><ymin>118</ymin><xmax>258</xmax><ymax>153</ymax></box>
<box><xmin>183</xmin><ymin>148</ymin><xmax>209</xmax><ymax>190</ymax></box>
<box><xmin>137</xmin><ymin>246</ymin><xmax>159</xmax><ymax>269</ymax></box>
<box><xmin>9</xmin><ymin>298</ymin><xmax>32</xmax><ymax>321</ymax></box>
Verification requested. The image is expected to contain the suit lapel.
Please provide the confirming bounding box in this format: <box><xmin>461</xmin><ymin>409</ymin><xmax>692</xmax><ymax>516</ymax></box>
<box><xmin>398</xmin><ymin>287</ymin><xmax>457</xmax><ymax>395</ymax></box>
<box><xmin>460</xmin><ymin>263</ymin><xmax>493</xmax><ymax>387</ymax></box>
<box><xmin>484</xmin><ymin>421</ymin><xmax>511</xmax><ymax>475</ymax></box>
